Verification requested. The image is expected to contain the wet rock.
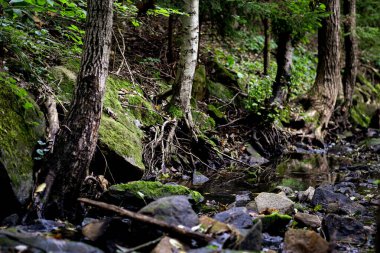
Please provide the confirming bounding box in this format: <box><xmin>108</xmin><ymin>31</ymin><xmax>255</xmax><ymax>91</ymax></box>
<box><xmin>259</xmin><ymin>212</ymin><xmax>292</xmax><ymax>236</ymax></box>
<box><xmin>294</xmin><ymin>212</ymin><xmax>321</xmax><ymax>229</ymax></box>
<box><xmin>152</xmin><ymin>236</ymin><xmax>186</xmax><ymax>253</ymax></box>
<box><xmin>236</xmin><ymin>220</ymin><xmax>262</xmax><ymax>251</ymax></box>
<box><xmin>192</xmin><ymin>171</ymin><xmax>210</xmax><ymax>186</ymax></box>
<box><xmin>0</xmin><ymin>230</ymin><xmax>103</xmax><ymax>253</ymax></box>
<box><xmin>139</xmin><ymin>196</ymin><xmax>199</xmax><ymax>228</ymax></box>
<box><xmin>297</xmin><ymin>186</ymin><xmax>315</xmax><ymax>202</ymax></box>
<box><xmin>234</xmin><ymin>192</ymin><xmax>251</xmax><ymax>207</ymax></box>
<box><xmin>274</xmin><ymin>186</ymin><xmax>294</xmax><ymax>197</ymax></box>
<box><xmin>284</xmin><ymin>229</ymin><xmax>329</xmax><ymax>253</ymax></box>
<box><xmin>262</xmin><ymin>233</ymin><xmax>283</xmax><ymax>251</ymax></box>
<box><xmin>213</xmin><ymin>207</ymin><xmax>253</xmax><ymax>229</ymax></box>
<box><xmin>255</xmin><ymin>192</ymin><xmax>294</xmax><ymax>214</ymax></box>
<box><xmin>311</xmin><ymin>185</ymin><xmax>365</xmax><ymax>215</ymax></box>
<box><xmin>322</xmin><ymin>214</ymin><xmax>368</xmax><ymax>245</ymax></box>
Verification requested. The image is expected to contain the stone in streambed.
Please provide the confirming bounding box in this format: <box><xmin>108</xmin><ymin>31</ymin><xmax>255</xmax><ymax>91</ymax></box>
<box><xmin>259</xmin><ymin>212</ymin><xmax>292</xmax><ymax>236</ymax></box>
<box><xmin>297</xmin><ymin>186</ymin><xmax>315</xmax><ymax>202</ymax></box>
<box><xmin>284</xmin><ymin>229</ymin><xmax>329</xmax><ymax>253</ymax></box>
<box><xmin>322</xmin><ymin>214</ymin><xmax>368</xmax><ymax>245</ymax></box>
<box><xmin>294</xmin><ymin>212</ymin><xmax>321</xmax><ymax>229</ymax></box>
<box><xmin>139</xmin><ymin>196</ymin><xmax>199</xmax><ymax>228</ymax></box>
<box><xmin>311</xmin><ymin>185</ymin><xmax>365</xmax><ymax>215</ymax></box>
<box><xmin>254</xmin><ymin>192</ymin><xmax>294</xmax><ymax>215</ymax></box>
<box><xmin>213</xmin><ymin>207</ymin><xmax>253</xmax><ymax>229</ymax></box>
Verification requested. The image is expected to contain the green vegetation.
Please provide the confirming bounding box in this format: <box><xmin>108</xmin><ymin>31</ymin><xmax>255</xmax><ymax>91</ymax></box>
<box><xmin>0</xmin><ymin>73</ymin><xmax>44</xmax><ymax>203</ymax></box>
<box><xmin>110</xmin><ymin>181</ymin><xmax>204</xmax><ymax>203</ymax></box>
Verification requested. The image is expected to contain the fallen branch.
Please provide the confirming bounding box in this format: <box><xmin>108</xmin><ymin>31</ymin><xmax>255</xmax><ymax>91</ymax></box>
<box><xmin>78</xmin><ymin>198</ymin><xmax>213</xmax><ymax>243</ymax></box>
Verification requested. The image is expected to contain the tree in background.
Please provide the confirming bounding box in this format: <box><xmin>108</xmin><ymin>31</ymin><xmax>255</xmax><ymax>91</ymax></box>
<box><xmin>308</xmin><ymin>0</ymin><xmax>341</xmax><ymax>139</ymax></box>
<box><xmin>170</xmin><ymin>0</ymin><xmax>199</xmax><ymax>131</ymax></box>
<box><xmin>341</xmin><ymin>0</ymin><xmax>358</xmax><ymax>124</ymax></box>
<box><xmin>37</xmin><ymin>0</ymin><xmax>113</xmax><ymax>220</ymax></box>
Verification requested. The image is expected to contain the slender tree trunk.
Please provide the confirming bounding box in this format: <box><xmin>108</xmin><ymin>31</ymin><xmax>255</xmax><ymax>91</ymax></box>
<box><xmin>341</xmin><ymin>0</ymin><xmax>358</xmax><ymax>123</ymax></box>
<box><xmin>38</xmin><ymin>0</ymin><xmax>113</xmax><ymax>220</ymax></box>
<box><xmin>170</xmin><ymin>0</ymin><xmax>199</xmax><ymax>129</ymax></box>
<box><xmin>167</xmin><ymin>14</ymin><xmax>174</xmax><ymax>64</ymax></box>
<box><xmin>271</xmin><ymin>31</ymin><xmax>293</xmax><ymax>104</ymax></box>
<box><xmin>309</xmin><ymin>0</ymin><xmax>341</xmax><ymax>139</ymax></box>
<box><xmin>263</xmin><ymin>17</ymin><xmax>271</xmax><ymax>76</ymax></box>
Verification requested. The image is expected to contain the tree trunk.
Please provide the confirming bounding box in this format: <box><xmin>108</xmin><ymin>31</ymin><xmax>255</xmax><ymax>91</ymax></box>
<box><xmin>263</xmin><ymin>17</ymin><xmax>271</xmax><ymax>76</ymax></box>
<box><xmin>170</xmin><ymin>0</ymin><xmax>199</xmax><ymax>129</ymax></box>
<box><xmin>38</xmin><ymin>0</ymin><xmax>113</xmax><ymax>220</ymax></box>
<box><xmin>309</xmin><ymin>0</ymin><xmax>341</xmax><ymax>139</ymax></box>
<box><xmin>341</xmin><ymin>0</ymin><xmax>358</xmax><ymax>123</ymax></box>
<box><xmin>167</xmin><ymin>14</ymin><xmax>174</xmax><ymax>64</ymax></box>
<box><xmin>271</xmin><ymin>31</ymin><xmax>293</xmax><ymax>105</ymax></box>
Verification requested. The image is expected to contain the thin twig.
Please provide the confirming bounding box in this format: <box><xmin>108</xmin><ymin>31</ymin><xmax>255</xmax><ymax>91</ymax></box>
<box><xmin>78</xmin><ymin>198</ymin><xmax>213</xmax><ymax>242</ymax></box>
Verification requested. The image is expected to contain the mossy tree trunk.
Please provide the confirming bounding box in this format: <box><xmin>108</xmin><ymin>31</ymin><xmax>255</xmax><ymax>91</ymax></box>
<box><xmin>271</xmin><ymin>31</ymin><xmax>293</xmax><ymax>105</ymax></box>
<box><xmin>38</xmin><ymin>0</ymin><xmax>113</xmax><ymax>220</ymax></box>
<box><xmin>170</xmin><ymin>0</ymin><xmax>199</xmax><ymax>130</ymax></box>
<box><xmin>308</xmin><ymin>0</ymin><xmax>341</xmax><ymax>139</ymax></box>
<box><xmin>263</xmin><ymin>17</ymin><xmax>271</xmax><ymax>76</ymax></box>
<box><xmin>341</xmin><ymin>0</ymin><xmax>358</xmax><ymax>123</ymax></box>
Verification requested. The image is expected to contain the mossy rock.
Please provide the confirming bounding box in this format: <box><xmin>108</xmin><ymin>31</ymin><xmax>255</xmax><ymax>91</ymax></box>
<box><xmin>0</xmin><ymin>74</ymin><xmax>45</xmax><ymax>204</ymax></box>
<box><xmin>207</xmin><ymin>80</ymin><xmax>234</xmax><ymax>102</ymax></box>
<box><xmin>350</xmin><ymin>102</ymin><xmax>379</xmax><ymax>128</ymax></box>
<box><xmin>50</xmin><ymin>63</ymin><xmax>163</xmax><ymax>178</ymax></box>
<box><xmin>109</xmin><ymin>181</ymin><xmax>204</xmax><ymax>204</ymax></box>
<box><xmin>258</xmin><ymin>212</ymin><xmax>292</xmax><ymax>235</ymax></box>
<box><xmin>192</xmin><ymin>65</ymin><xmax>207</xmax><ymax>101</ymax></box>
<box><xmin>207</xmin><ymin>104</ymin><xmax>225</xmax><ymax>119</ymax></box>
<box><xmin>210</xmin><ymin>60</ymin><xmax>239</xmax><ymax>87</ymax></box>
<box><xmin>192</xmin><ymin>110</ymin><xmax>216</xmax><ymax>132</ymax></box>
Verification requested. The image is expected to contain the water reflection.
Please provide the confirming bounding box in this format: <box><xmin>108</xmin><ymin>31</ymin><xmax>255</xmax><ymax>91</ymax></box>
<box><xmin>275</xmin><ymin>153</ymin><xmax>351</xmax><ymax>191</ymax></box>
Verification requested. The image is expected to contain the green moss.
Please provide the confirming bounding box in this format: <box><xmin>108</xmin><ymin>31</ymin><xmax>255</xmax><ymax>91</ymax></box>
<box><xmin>110</xmin><ymin>181</ymin><xmax>204</xmax><ymax>203</ymax></box>
<box><xmin>192</xmin><ymin>111</ymin><xmax>216</xmax><ymax>131</ymax></box>
<box><xmin>99</xmin><ymin>116</ymin><xmax>144</xmax><ymax>170</ymax></box>
<box><xmin>192</xmin><ymin>65</ymin><xmax>207</xmax><ymax>101</ymax></box>
<box><xmin>207</xmin><ymin>104</ymin><xmax>225</xmax><ymax>119</ymax></box>
<box><xmin>167</xmin><ymin>104</ymin><xmax>184</xmax><ymax>118</ymax></box>
<box><xmin>207</xmin><ymin>80</ymin><xmax>234</xmax><ymax>102</ymax></box>
<box><xmin>0</xmin><ymin>73</ymin><xmax>45</xmax><ymax>203</ymax></box>
<box><xmin>259</xmin><ymin>212</ymin><xmax>292</xmax><ymax>235</ymax></box>
<box><xmin>280</xmin><ymin>178</ymin><xmax>306</xmax><ymax>191</ymax></box>
<box><xmin>51</xmin><ymin>62</ymin><xmax>164</xmax><ymax>172</ymax></box>
<box><xmin>350</xmin><ymin>102</ymin><xmax>378</xmax><ymax>128</ymax></box>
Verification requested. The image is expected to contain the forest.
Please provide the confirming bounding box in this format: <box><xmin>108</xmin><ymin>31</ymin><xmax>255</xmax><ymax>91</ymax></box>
<box><xmin>0</xmin><ymin>0</ymin><xmax>379</xmax><ymax>252</ymax></box>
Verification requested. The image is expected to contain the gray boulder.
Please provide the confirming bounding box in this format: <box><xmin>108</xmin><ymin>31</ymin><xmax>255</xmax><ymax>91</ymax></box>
<box><xmin>139</xmin><ymin>196</ymin><xmax>199</xmax><ymax>228</ymax></box>
<box><xmin>311</xmin><ymin>185</ymin><xmax>365</xmax><ymax>215</ymax></box>
<box><xmin>255</xmin><ymin>192</ymin><xmax>294</xmax><ymax>214</ymax></box>
<box><xmin>213</xmin><ymin>207</ymin><xmax>253</xmax><ymax>229</ymax></box>
<box><xmin>322</xmin><ymin>214</ymin><xmax>368</xmax><ymax>245</ymax></box>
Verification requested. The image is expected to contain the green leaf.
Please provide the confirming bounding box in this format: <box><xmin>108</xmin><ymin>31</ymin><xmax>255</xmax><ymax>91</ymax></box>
<box><xmin>23</xmin><ymin>102</ymin><xmax>34</xmax><ymax>110</ymax></box>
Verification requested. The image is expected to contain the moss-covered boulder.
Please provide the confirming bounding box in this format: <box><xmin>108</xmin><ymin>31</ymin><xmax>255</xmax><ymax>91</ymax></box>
<box><xmin>207</xmin><ymin>81</ymin><xmax>235</xmax><ymax>103</ymax></box>
<box><xmin>350</xmin><ymin>76</ymin><xmax>380</xmax><ymax>128</ymax></box>
<box><xmin>0</xmin><ymin>74</ymin><xmax>45</xmax><ymax>205</ymax></box>
<box><xmin>192</xmin><ymin>65</ymin><xmax>207</xmax><ymax>101</ymax></box>
<box><xmin>108</xmin><ymin>181</ymin><xmax>204</xmax><ymax>205</ymax></box>
<box><xmin>50</xmin><ymin>62</ymin><xmax>162</xmax><ymax>181</ymax></box>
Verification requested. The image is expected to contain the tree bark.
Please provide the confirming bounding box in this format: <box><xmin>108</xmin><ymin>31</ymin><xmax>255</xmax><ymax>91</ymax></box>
<box><xmin>309</xmin><ymin>0</ymin><xmax>341</xmax><ymax>139</ymax></box>
<box><xmin>170</xmin><ymin>0</ymin><xmax>199</xmax><ymax>129</ymax></box>
<box><xmin>38</xmin><ymin>0</ymin><xmax>113</xmax><ymax>220</ymax></box>
<box><xmin>167</xmin><ymin>14</ymin><xmax>174</xmax><ymax>64</ymax></box>
<box><xmin>263</xmin><ymin>17</ymin><xmax>271</xmax><ymax>76</ymax></box>
<box><xmin>271</xmin><ymin>31</ymin><xmax>293</xmax><ymax>105</ymax></box>
<box><xmin>341</xmin><ymin>0</ymin><xmax>358</xmax><ymax>123</ymax></box>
